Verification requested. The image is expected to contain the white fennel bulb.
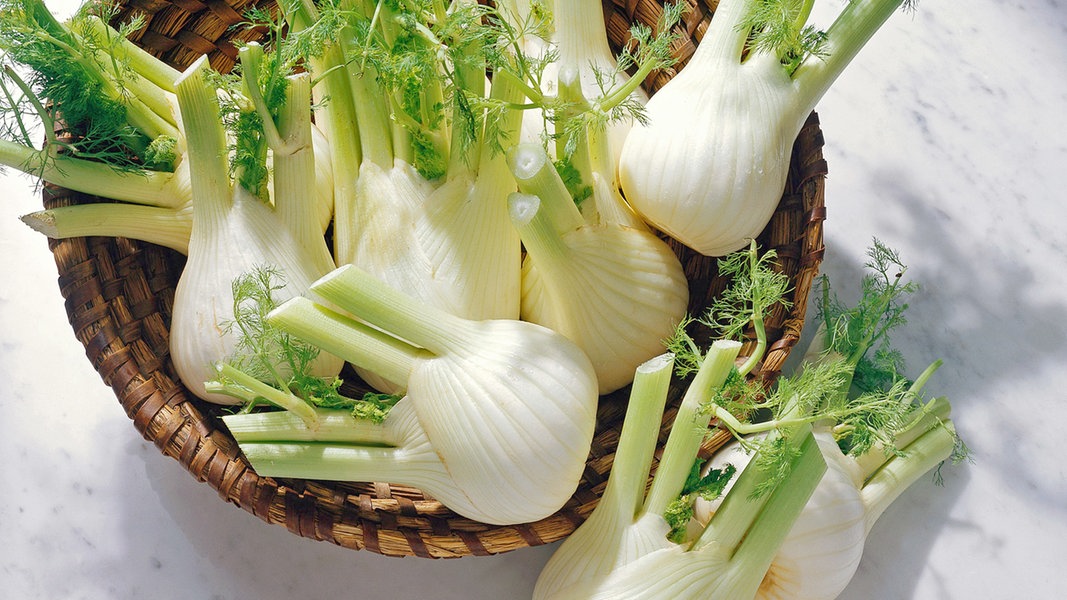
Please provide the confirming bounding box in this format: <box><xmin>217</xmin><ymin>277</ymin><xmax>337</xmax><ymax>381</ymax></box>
<box><xmin>508</xmin><ymin>143</ymin><xmax>688</xmax><ymax>394</ymax></box>
<box><xmin>538</xmin><ymin>240</ymin><xmax>967</xmax><ymax>599</ymax></box>
<box><xmin>493</xmin><ymin>7</ymin><xmax>688</xmax><ymax>393</ymax></box>
<box><xmin>693</xmin><ymin>431</ymin><xmax>867</xmax><ymax>600</ymax></box>
<box><xmin>619</xmin><ymin>0</ymin><xmax>916</xmax><ymax>256</ymax></box>
<box><xmin>536</xmin><ymin>342</ymin><xmax>828</xmax><ymax>600</ymax></box>
<box><xmin>692</xmin><ymin>408</ymin><xmax>958</xmax><ymax>600</ymax></box>
<box><xmin>169</xmin><ymin>56</ymin><xmax>339</xmax><ymax>403</ymax></box>
<box><xmin>293</xmin><ymin>0</ymin><xmax>523</xmax><ymax>334</ymax></box>
<box><xmin>255</xmin><ymin>264</ymin><xmax>599</xmax><ymax>525</ymax></box>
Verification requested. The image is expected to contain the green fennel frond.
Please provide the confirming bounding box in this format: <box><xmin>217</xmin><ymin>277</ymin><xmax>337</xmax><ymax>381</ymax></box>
<box><xmin>748</xmin><ymin>434</ymin><xmax>803</xmax><ymax>499</ymax></box>
<box><xmin>613</xmin><ymin>0</ymin><xmax>684</xmax><ymax>91</ymax></box>
<box><xmin>142</xmin><ymin>134</ymin><xmax>178</xmax><ymax>170</ymax></box>
<box><xmin>818</xmin><ymin>238</ymin><xmax>918</xmax><ymax>368</ymax></box>
<box><xmin>852</xmin><ymin>344</ymin><xmax>906</xmax><ymax>394</ymax></box>
<box><xmin>770</xmin><ymin>357</ymin><xmax>855</xmax><ymax>418</ymax></box>
<box><xmin>664</xmin><ymin>460</ymin><xmax>737</xmax><ymax>543</ymax></box>
<box><xmin>498</xmin><ymin>0</ymin><xmax>555</xmax><ymax>88</ymax></box>
<box><xmin>274</xmin><ymin>0</ymin><xmax>348</xmax><ymax>66</ymax></box>
<box><xmin>213</xmin><ymin>267</ymin><xmax>398</xmax><ymax>422</ymax></box>
<box><xmin>740</xmin><ymin>0</ymin><xmax>828</xmax><ymax>74</ymax></box>
<box><xmin>826</xmin><ymin>363</ymin><xmax>957</xmax><ymax>460</ymax></box>
<box><xmin>663</xmin><ymin>315</ymin><xmax>705</xmax><ymax>378</ymax></box>
<box><xmin>706</xmin><ymin>242</ymin><xmax>792</xmax><ymax>342</ymax></box>
<box><xmin>705</xmin><ymin>366</ymin><xmax>766</xmax><ymax>427</ymax></box>
<box><xmin>223</xmin><ymin>266</ymin><xmax>316</xmax><ymax>390</ymax></box>
<box><xmin>0</xmin><ymin>0</ymin><xmax>153</xmax><ymax>169</ymax></box>
<box><xmin>553</xmin><ymin>155</ymin><xmax>593</xmax><ymax>206</ymax></box>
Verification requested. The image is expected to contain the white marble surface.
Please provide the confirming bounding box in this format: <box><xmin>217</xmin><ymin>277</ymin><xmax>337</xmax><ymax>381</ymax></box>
<box><xmin>3</xmin><ymin>1</ymin><xmax>1066</xmax><ymax>598</ymax></box>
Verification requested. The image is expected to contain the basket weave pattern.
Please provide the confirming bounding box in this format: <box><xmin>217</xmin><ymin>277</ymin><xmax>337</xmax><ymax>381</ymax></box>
<box><xmin>41</xmin><ymin>0</ymin><xmax>826</xmax><ymax>558</ymax></box>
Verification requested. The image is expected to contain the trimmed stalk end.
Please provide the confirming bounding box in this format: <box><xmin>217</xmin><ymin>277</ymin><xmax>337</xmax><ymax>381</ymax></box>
<box><xmin>638</xmin><ymin>352</ymin><xmax>676</xmax><ymax>375</ymax></box>
<box><xmin>509</xmin><ymin>142</ymin><xmax>552</xmax><ymax>183</ymax></box>
<box><xmin>20</xmin><ymin>211</ymin><xmax>57</xmax><ymax>237</ymax></box>
<box><xmin>507</xmin><ymin>192</ymin><xmax>542</xmax><ymax>227</ymax></box>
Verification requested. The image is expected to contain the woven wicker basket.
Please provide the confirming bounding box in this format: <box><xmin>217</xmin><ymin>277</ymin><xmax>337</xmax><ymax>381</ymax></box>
<box><xmin>41</xmin><ymin>0</ymin><xmax>826</xmax><ymax>558</ymax></box>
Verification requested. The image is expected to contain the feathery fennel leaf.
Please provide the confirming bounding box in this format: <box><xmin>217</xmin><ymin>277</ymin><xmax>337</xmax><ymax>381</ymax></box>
<box><xmin>212</xmin><ymin>267</ymin><xmax>398</xmax><ymax>423</ymax></box>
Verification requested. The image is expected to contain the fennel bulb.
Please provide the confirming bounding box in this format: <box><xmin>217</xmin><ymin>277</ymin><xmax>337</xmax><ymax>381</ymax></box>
<box><xmin>535</xmin><ymin>343</ymin><xmax>828</xmax><ymax>600</ymax></box>
<box><xmin>495</xmin><ymin>6</ymin><xmax>688</xmax><ymax>393</ymax></box>
<box><xmin>287</xmin><ymin>0</ymin><xmax>523</xmax><ymax>330</ymax></box>
<box><xmin>508</xmin><ymin>143</ymin><xmax>688</xmax><ymax>393</ymax></box>
<box><xmin>537</xmin><ymin>240</ymin><xmax>968</xmax><ymax>599</ymax></box>
<box><xmin>619</xmin><ymin>0</ymin><xmax>916</xmax><ymax>256</ymax></box>
<box><xmin>170</xmin><ymin>55</ymin><xmax>339</xmax><ymax>403</ymax></box>
<box><xmin>679</xmin><ymin>241</ymin><xmax>967</xmax><ymax>599</ymax></box>
<box><xmin>551</xmin><ymin>0</ymin><xmax>649</xmax><ymax>171</ymax></box>
<box><xmin>239</xmin><ymin>263</ymin><xmax>599</xmax><ymax>525</ymax></box>
<box><xmin>691</xmin><ymin>411</ymin><xmax>958</xmax><ymax>599</ymax></box>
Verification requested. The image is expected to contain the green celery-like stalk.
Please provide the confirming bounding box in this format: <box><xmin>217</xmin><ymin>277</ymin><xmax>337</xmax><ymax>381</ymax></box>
<box><xmin>552</xmin><ymin>67</ymin><xmax>593</xmax><ymax>177</ymax></box>
<box><xmin>80</xmin><ymin>14</ymin><xmax>181</xmax><ymax>93</ymax></box>
<box><xmin>0</xmin><ymin>139</ymin><xmax>185</xmax><ymax>207</ymax></box>
<box><xmin>20</xmin><ymin>203</ymin><xmax>190</xmax><ymax>254</ymax></box>
<box><xmin>173</xmin><ymin>56</ymin><xmax>231</xmax><ymax>226</ymax></box>
<box><xmin>224</xmin><ymin>407</ymin><xmax>396</xmax><ymax>445</ymax></box>
<box><xmin>281</xmin><ymin>0</ymin><xmax>364</xmax><ymax>261</ymax></box>
<box><xmin>794</xmin><ymin>0</ymin><xmax>910</xmax><ymax>107</ymax></box>
<box><xmin>509</xmin><ymin>142</ymin><xmax>585</xmax><ymax>233</ymax></box>
<box><xmin>860</xmin><ymin>418</ymin><xmax>957</xmax><ymax>535</ymax></box>
<box><xmin>507</xmin><ymin>192</ymin><xmax>571</xmax><ymax>271</ymax></box>
<box><xmin>643</xmin><ymin>340</ymin><xmax>744</xmax><ymax>516</ymax></box>
<box><xmin>226</xmin><ymin>398</ymin><xmax>453</xmax><ymax>488</ymax></box>
<box><xmin>532</xmin><ymin>352</ymin><xmax>677</xmax><ymax>599</ymax></box>
<box><xmin>306</xmin><ymin>264</ymin><xmax>477</xmax><ymax>358</ymax></box>
<box><xmin>442</xmin><ymin>0</ymin><xmax>488</xmax><ymax>179</ymax></box>
<box><xmin>267</xmin><ymin>295</ymin><xmax>422</xmax><ymax>389</ymax></box>
<box><xmin>30</xmin><ymin>0</ymin><xmax>177</xmax><ymax>142</ymax></box>
<box><xmin>211</xmin><ymin>362</ymin><xmax>319</xmax><ymax>426</ymax></box>
<box><xmin>268</xmin><ymin>71</ymin><xmax>321</xmax><ymax>246</ymax></box>
<box><xmin>237</xmin><ymin>47</ymin><xmax>333</xmax><ymax>274</ymax></box>
<box><xmin>604</xmin><ymin>353</ymin><xmax>677</xmax><ymax>521</ymax></box>
<box><xmin>234</xmin><ymin>438</ymin><xmax>450</xmax><ymax>485</ymax></box>
<box><xmin>338</xmin><ymin>0</ymin><xmax>394</xmax><ymax>168</ymax></box>
<box><xmin>75</xmin><ymin>14</ymin><xmax>179</xmax><ymax>136</ymax></box>
<box><xmin>692</xmin><ymin>429</ymin><xmax>826</xmax><ymax>595</ymax></box>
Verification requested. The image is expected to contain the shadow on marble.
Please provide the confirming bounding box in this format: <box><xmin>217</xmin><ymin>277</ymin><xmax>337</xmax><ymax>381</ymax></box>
<box><xmin>825</xmin><ymin>164</ymin><xmax>1067</xmax><ymax>501</ymax></box>
<box><xmin>127</xmin><ymin>434</ymin><xmax>553</xmax><ymax>600</ymax></box>
<box><xmin>838</xmin><ymin>463</ymin><xmax>972</xmax><ymax>600</ymax></box>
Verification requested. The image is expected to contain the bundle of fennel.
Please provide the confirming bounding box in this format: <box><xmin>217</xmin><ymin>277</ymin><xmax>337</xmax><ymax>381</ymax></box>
<box><xmin>2</xmin><ymin>0</ymin><xmax>966</xmax><ymax>582</ymax></box>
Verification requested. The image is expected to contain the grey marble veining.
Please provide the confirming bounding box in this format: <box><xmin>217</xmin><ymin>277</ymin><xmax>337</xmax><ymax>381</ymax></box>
<box><xmin>2</xmin><ymin>0</ymin><xmax>1066</xmax><ymax>598</ymax></box>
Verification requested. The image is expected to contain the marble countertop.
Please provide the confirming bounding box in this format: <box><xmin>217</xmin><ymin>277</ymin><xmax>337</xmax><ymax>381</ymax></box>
<box><xmin>3</xmin><ymin>1</ymin><xmax>1065</xmax><ymax>598</ymax></box>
